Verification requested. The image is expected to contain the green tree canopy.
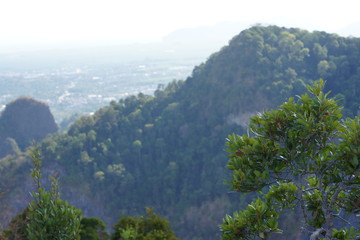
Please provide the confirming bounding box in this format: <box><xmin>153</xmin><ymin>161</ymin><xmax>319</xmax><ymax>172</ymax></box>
<box><xmin>112</xmin><ymin>208</ymin><xmax>179</xmax><ymax>240</ymax></box>
<box><xmin>220</xmin><ymin>80</ymin><xmax>360</xmax><ymax>240</ymax></box>
<box><xmin>80</xmin><ymin>217</ymin><xmax>109</xmax><ymax>240</ymax></box>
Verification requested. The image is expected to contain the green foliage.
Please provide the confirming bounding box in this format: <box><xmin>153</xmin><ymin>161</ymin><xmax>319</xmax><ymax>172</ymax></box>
<box><xmin>26</xmin><ymin>149</ymin><xmax>82</xmax><ymax>240</ymax></box>
<box><xmin>221</xmin><ymin>198</ymin><xmax>280</xmax><ymax>240</ymax></box>
<box><xmin>0</xmin><ymin>207</ymin><xmax>29</xmax><ymax>240</ymax></box>
<box><xmin>80</xmin><ymin>217</ymin><xmax>109</xmax><ymax>240</ymax></box>
<box><xmin>221</xmin><ymin>80</ymin><xmax>360</xmax><ymax>239</ymax></box>
<box><xmin>221</xmin><ymin>182</ymin><xmax>298</xmax><ymax>240</ymax></box>
<box><xmin>112</xmin><ymin>208</ymin><xmax>179</xmax><ymax>240</ymax></box>
<box><xmin>331</xmin><ymin>226</ymin><xmax>359</xmax><ymax>240</ymax></box>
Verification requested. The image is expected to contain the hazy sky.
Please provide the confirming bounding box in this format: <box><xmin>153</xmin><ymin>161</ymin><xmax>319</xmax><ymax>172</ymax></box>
<box><xmin>1</xmin><ymin>0</ymin><xmax>360</xmax><ymax>48</ymax></box>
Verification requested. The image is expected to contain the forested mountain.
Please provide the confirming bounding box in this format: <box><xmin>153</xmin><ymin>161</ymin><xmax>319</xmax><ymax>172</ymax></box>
<box><xmin>1</xmin><ymin>25</ymin><xmax>360</xmax><ymax>239</ymax></box>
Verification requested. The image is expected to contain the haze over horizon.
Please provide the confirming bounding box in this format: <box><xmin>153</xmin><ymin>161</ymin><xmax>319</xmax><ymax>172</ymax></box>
<box><xmin>1</xmin><ymin>0</ymin><xmax>360</xmax><ymax>54</ymax></box>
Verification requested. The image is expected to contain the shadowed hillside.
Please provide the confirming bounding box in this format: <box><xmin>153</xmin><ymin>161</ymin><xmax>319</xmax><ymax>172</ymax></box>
<box><xmin>0</xmin><ymin>97</ymin><xmax>58</xmax><ymax>158</ymax></box>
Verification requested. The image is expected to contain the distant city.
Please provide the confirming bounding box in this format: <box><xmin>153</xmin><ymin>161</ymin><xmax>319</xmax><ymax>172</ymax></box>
<box><xmin>0</xmin><ymin>58</ymin><xmax>200</xmax><ymax>123</ymax></box>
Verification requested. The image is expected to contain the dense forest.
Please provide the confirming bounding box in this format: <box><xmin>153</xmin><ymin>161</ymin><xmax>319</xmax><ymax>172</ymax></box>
<box><xmin>1</xmin><ymin>25</ymin><xmax>360</xmax><ymax>239</ymax></box>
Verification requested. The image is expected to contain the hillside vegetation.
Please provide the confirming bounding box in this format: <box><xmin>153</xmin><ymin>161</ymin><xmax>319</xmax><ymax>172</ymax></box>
<box><xmin>1</xmin><ymin>25</ymin><xmax>360</xmax><ymax>239</ymax></box>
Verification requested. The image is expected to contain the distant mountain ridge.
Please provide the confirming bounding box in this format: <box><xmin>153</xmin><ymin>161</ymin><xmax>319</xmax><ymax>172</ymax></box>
<box><xmin>1</xmin><ymin>26</ymin><xmax>360</xmax><ymax>239</ymax></box>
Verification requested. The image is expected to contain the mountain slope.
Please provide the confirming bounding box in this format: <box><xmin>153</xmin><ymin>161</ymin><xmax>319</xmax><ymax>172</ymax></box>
<box><xmin>1</xmin><ymin>25</ymin><xmax>360</xmax><ymax>239</ymax></box>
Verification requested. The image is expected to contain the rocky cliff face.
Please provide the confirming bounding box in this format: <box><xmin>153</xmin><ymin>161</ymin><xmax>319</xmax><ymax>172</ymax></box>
<box><xmin>0</xmin><ymin>97</ymin><xmax>58</xmax><ymax>157</ymax></box>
